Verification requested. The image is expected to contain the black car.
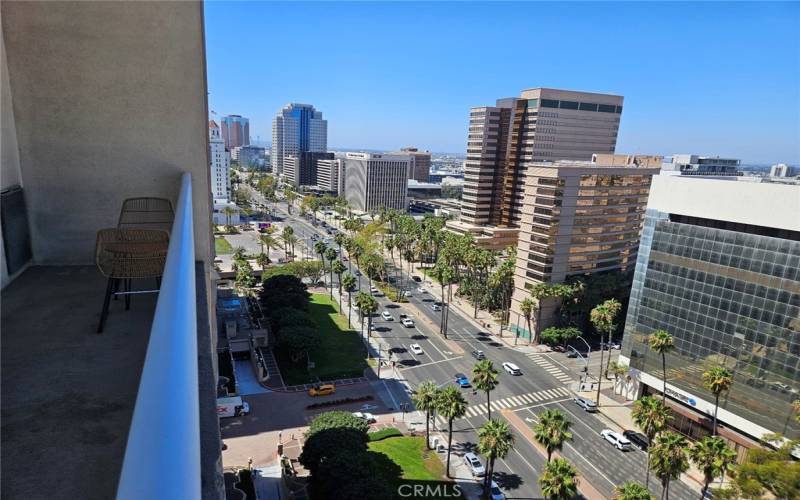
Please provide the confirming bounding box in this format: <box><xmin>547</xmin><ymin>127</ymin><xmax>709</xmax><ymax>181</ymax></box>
<box><xmin>622</xmin><ymin>430</ymin><xmax>649</xmax><ymax>451</ymax></box>
<box><xmin>411</xmin><ymin>275</ymin><xmax>422</xmax><ymax>283</ymax></box>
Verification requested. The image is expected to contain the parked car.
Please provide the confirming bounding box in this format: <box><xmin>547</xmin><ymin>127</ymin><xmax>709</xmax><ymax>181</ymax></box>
<box><xmin>609</xmin><ymin>341</ymin><xmax>621</xmax><ymax>350</ymax></box>
<box><xmin>471</xmin><ymin>350</ymin><xmax>486</xmax><ymax>360</ymax></box>
<box><xmin>352</xmin><ymin>411</ymin><xmax>376</xmax><ymax>423</ymax></box>
<box><xmin>431</xmin><ymin>302</ymin><xmax>443</xmax><ymax>312</ymax></box>
<box><xmin>601</xmin><ymin>429</ymin><xmax>632</xmax><ymax>451</ymax></box>
<box><xmin>402</xmin><ymin>318</ymin><xmax>415</xmax><ymax>328</ymax></box>
<box><xmin>463</xmin><ymin>452</ymin><xmax>486</xmax><ymax>477</ymax></box>
<box><xmin>574</xmin><ymin>396</ymin><xmax>598</xmax><ymax>413</ymax></box>
<box><xmin>308</xmin><ymin>384</ymin><xmax>336</xmax><ymax>397</ymax></box>
<box><xmin>381</xmin><ymin>311</ymin><xmax>394</xmax><ymax>321</ymax></box>
<box><xmin>567</xmin><ymin>350</ymin><xmax>586</xmax><ymax>358</ymax></box>
<box><xmin>622</xmin><ymin>430</ymin><xmax>649</xmax><ymax>451</ymax></box>
<box><xmin>552</xmin><ymin>345</ymin><xmax>566</xmax><ymax>353</ymax></box>
<box><xmin>502</xmin><ymin>362</ymin><xmax>522</xmax><ymax>375</ymax></box>
<box><xmin>455</xmin><ymin>373</ymin><xmax>471</xmax><ymax>388</ymax></box>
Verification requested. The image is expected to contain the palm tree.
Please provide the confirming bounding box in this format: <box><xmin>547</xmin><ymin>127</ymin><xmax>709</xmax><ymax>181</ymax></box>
<box><xmin>702</xmin><ymin>365</ymin><xmax>733</xmax><ymax>436</ymax></box>
<box><xmin>283</xmin><ymin>186</ymin><xmax>297</xmax><ymax>214</ymax></box>
<box><xmin>222</xmin><ymin>205</ymin><xmax>235</xmax><ymax>227</ymax></box>
<box><xmin>331</xmin><ymin>260</ymin><xmax>346</xmax><ymax>305</ymax></box>
<box><xmin>632</xmin><ymin>395</ymin><xmax>672</xmax><ymax>488</ymax></box>
<box><xmin>436</xmin><ymin>385</ymin><xmax>467</xmax><ymax>478</ymax></box>
<box><xmin>614</xmin><ymin>481</ymin><xmax>654</xmax><ymax>500</ymax></box>
<box><xmin>538</xmin><ymin>457</ymin><xmax>578</xmax><ymax>500</ymax></box>
<box><xmin>477</xmin><ymin>419</ymin><xmax>514</xmax><ymax>499</ymax></box>
<box><xmin>255</xmin><ymin>252</ymin><xmax>269</xmax><ymax>271</ymax></box>
<box><xmin>519</xmin><ymin>298</ymin><xmax>536</xmax><ymax>345</ymax></box>
<box><xmin>650</xmin><ymin>431</ymin><xmax>689</xmax><ymax>500</ymax></box>
<box><xmin>431</xmin><ymin>260</ymin><xmax>455</xmax><ymax>338</ymax></box>
<box><xmin>259</xmin><ymin>234</ymin><xmax>276</xmax><ymax>262</ymax></box>
<box><xmin>688</xmin><ymin>436</ymin><xmax>736</xmax><ymax>500</ymax></box>
<box><xmin>412</xmin><ymin>381</ymin><xmax>439</xmax><ymax>450</ymax></box>
<box><xmin>314</xmin><ymin>240</ymin><xmax>327</xmax><ymax>265</ymax></box>
<box><xmin>361</xmin><ymin>252</ymin><xmax>384</xmax><ymax>295</ymax></box>
<box><xmin>324</xmin><ymin>247</ymin><xmax>338</xmax><ymax>299</ymax></box>
<box><xmin>649</xmin><ymin>330</ymin><xmax>674</xmax><ymax>403</ymax></box>
<box><xmin>533</xmin><ymin>409</ymin><xmax>573</xmax><ymax>462</ymax></box>
<box><xmin>472</xmin><ymin>360</ymin><xmax>499</xmax><ymax>420</ymax></box>
<box><xmin>590</xmin><ymin>298</ymin><xmax>622</xmax><ymax>407</ymax></box>
<box><xmin>341</xmin><ymin>273</ymin><xmax>357</xmax><ymax>328</ymax></box>
<box><xmin>610</xmin><ymin>361</ymin><xmax>630</xmax><ymax>396</ymax></box>
<box><xmin>350</xmin><ymin>240</ymin><xmax>364</xmax><ymax>292</ymax></box>
<box><xmin>355</xmin><ymin>291</ymin><xmax>378</xmax><ymax>338</ymax></box>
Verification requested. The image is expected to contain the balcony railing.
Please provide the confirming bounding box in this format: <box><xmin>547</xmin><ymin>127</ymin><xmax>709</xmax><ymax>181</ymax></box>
<box><xmin>116</xmin><ymin>172</ymin><xmax>200</xmax><ymax>499</ymax></box>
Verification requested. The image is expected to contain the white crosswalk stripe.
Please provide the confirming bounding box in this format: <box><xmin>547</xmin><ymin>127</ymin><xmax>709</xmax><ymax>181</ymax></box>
<box><xmin>459</xmin><ymin>386</ymin><xmax>573</xmax><ymax>421</ymax></box>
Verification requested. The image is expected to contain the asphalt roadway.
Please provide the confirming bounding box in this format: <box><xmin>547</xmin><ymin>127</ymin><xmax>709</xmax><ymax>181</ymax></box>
<box><xmin>253</xmin><ymin>194</ymin><xmax>697</xmax><ymax>500</ymax></box>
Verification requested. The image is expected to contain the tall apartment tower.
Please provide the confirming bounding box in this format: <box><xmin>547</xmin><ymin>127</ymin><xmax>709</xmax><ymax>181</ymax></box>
<box><xmin>620</xmin><ymin>175</ymin><xmax>800</xmax><ymax>450</ymax></box>
<box><xmin>449</xmin><ymin>88</ymin><xmax>623</xmax><ymax>249</ymax></box>
<box><xmin>509</xmin><ymin>154</ymin><xmax>661</xmax><ymax>340</ymax></box>
<box><xmin>220</xmin><ymin>114</ymin><xmax>250</xmax><ymax>150</ymax></box>
<box><xmin>390</xmin><ymin>147</ymin><xmax>432</xmax><ymax>182</ymax></box>
<box><xmin>344</xmin><ymin>152</ymin><xmax>410</xmax><ymax>212</ymax></box>
<box><xmin>271</xmin><ymin>103</ymin><xmax>327</xmax><ymax>176</ymax></box>
<box><xmin>208</xmin><ymin>120</ymin><xmax>231</xmax><ymax>201</ymax></box>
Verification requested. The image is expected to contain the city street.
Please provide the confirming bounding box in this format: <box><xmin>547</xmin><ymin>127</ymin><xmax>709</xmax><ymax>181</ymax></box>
<box><xmin>258</xmin><ymin>197</ymin><xmax>699</xmax><ymax>500</ymax></box>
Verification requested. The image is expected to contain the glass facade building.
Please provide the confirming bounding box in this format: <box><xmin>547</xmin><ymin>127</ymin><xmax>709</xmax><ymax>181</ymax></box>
<box><xmin>622</xmin><ymin>206</ymin><xmax>800</xmax><ymax>445</ymax></box>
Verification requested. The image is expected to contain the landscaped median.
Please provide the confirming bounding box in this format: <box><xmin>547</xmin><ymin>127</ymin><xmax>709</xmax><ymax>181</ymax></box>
<box><xmin>272</xmin><ymin>291</ymin><xmax>368</xmax><ymax>386</ymax></box>
<box><xmin>500</xmin><ymin>408</ymin><xmax>606</xmax><ymax>500</ymax></box>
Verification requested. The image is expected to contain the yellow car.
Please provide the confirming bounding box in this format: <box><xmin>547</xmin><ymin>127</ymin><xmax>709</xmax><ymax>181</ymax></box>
<box><xmin>308</xmin><ymin>384</ymin><xmax>336</xmax><ymax>397</ymax></box>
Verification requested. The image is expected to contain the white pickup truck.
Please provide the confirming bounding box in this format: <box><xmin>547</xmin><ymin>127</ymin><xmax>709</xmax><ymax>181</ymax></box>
<box><xmin>217</xmin><ymin>396</ymin><xmax>250</xmax><ymax>418</ymax></box>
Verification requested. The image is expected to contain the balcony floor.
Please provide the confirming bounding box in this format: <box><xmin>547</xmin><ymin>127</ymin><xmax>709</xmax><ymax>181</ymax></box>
<box><xmin>1</xmin><ymin>266</ymin><xmax>156</xmax><ymax>500</ymax></box>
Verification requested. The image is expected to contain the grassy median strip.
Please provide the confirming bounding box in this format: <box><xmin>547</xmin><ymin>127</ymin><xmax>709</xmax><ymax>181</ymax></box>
<box><xmin>215</xmin><ymin>237</ymin><xmax>234</xmax><ymax>254</ymax></box>
<box><xmin>278</xmin><ymin>293</ymin><xmax>368</xmax><ymax>385</ymax></box>
<box><xmin>367</xmin><ymin>436</ymin><xmax>462</xmax><ymax>499</ymax></box>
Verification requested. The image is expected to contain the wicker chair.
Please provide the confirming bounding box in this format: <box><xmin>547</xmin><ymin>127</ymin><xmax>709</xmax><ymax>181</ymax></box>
<box><xmin>117</xmin><ymin>197</ymin><xmax>174</xmax><ymax>232</ymax></box>
<box><xmin>95</xmin><ymin>228</ymin><xmax>169</xmax><ymax>333</ymax></box>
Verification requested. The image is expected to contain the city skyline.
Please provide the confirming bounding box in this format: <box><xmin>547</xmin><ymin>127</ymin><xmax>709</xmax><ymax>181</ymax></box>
<box><xmin>205</xmin><ymin>2</ymin><xmax>800</xmax><ymax>164</ymax></box>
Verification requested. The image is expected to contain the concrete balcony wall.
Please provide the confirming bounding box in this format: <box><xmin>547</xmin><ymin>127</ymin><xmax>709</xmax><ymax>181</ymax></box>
<box><xmin>1</xmin><ymin>0</ymin><xmax>213</xmax><ymax>266</ymax></box>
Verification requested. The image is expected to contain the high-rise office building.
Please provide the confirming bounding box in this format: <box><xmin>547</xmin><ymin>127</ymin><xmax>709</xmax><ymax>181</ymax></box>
<box><xmin>316</xmin><ymin>158</ymin><xmax>344</xmax><ymax>194</ymax></box>
<box><xmin>620</xmin><ymin>175</ymin><xmax>800</xmax><ymax>456</ymax></box>
<box><xmin>661</xmin><ymin>154</ymin><xmax>742</xmax><ymax>176</ymax></box>
<box><xmin>283</xmin><ymin>151</ymin><xmax>334</xmax><ymax>188</ymax></box>
<box><xmin>448</xmin><ymin>88</ymin><xmax>623</xmax><ymax>249</ymax></box>
<box><xmin>220</xmin><ymin>114</ymin><xmax>250</xmax><ymax>150</ymax></box>
<box><xmin>209</xmin><ymin>120</ymin><xmax>230</xmax><ymax>201</ymax></box>
<box><xmin>508</xmin><ymin>154</ymin><xmax>661</xmax><ymax>339</ymax></box>
<box><xmin>344</xmin><ymin>152</ymin><xmax>410</xmax><ymax>212</ymax></box>
<box><xmin>770</xmin><ymin>163</ymin><xmax>796</xmax><ymax>178</ymax></box>
<box><xmin>390</xmin><ymin>147</ymin><xmax>431</xmax><ymax>182</ymax></box>
<box><xmin>271</xmin><ymin>103</ymin><xmax>327</xmax><ymax>176</ymax></box>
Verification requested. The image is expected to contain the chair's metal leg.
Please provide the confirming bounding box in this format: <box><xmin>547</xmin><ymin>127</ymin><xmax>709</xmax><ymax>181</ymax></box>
<box><xmin>125</xmin><ymin>278</ymin><xmax>132</xmax><ymax>310</ymax></box>
<box><xmin>113</xmin><ymin>278</ymin><xmax>119</xmax><ymax>300</ymax></box>
<box><xmin>97</xmin><ymin>277</ymin><xmax>114</xmax><ymax>334</ymax></box>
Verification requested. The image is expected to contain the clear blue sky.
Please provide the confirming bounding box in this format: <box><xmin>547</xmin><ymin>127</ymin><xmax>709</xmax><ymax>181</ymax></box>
<box><xmin>205</xmin><ymin>1</ymin><xmax>799</xmax><ymax>164</ymax></box>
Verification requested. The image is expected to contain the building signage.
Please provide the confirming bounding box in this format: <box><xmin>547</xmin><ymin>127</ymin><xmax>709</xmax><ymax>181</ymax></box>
<box><xmin>665</xmin><ymin>387</ymin><xmax>696</xmax><ymax>406</ymax></box>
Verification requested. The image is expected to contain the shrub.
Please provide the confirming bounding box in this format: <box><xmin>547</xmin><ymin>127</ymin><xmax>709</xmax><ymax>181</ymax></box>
<box><xmin>368</xmin><ymin>428</ymin><xmax>403</xmax><ymax>442</ymax></box>
<box><xmin>306</xmin><ymin>395</ymin><xmax>373</xmax><ymax>410</ymax></box>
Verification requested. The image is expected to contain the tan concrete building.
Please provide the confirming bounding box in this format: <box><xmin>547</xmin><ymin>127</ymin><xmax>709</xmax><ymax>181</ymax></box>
<box><xmin>344</xmin><ymin>152</ymin><xmax>410</xmax><ymax>212</ymax></box>
<box><xmin>508</xmin><ymin>155</ymin><xmax>662</xmax><ymax>341</ymax></box>
<box><xmin>448</xmin><ymin>88</ymin><xmax>623</xmax><ymax>250</ymax></box>
<box><xmin>391</xmin><ymin>147</ymin><xmax>431</xmax><ymax>182</ymax></box>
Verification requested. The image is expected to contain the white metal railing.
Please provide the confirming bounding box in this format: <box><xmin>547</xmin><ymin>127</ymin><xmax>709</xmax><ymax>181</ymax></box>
<box><xmin>116</xmin><ymin>172</ymin><xmax>200</xmax><ymax>499</ymax></box>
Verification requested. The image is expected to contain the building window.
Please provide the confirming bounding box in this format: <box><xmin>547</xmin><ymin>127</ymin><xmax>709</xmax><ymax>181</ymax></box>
<box><xmin>559</xmin><ymin>100</ymin><xmax>579</xmax><ymax>110</ymax></box>
<box><xmin>598</xmin><ymin>104</ymin><xmax>616</xmax><ymax>113</ymax></box>
<box><xmin>579</xmin><ymin>102</ymin><xmax>599</xmax><ymax>112</ymax></box>
<box><xmin>541</xmin><ymin>99</ymin><xmax>559</xmax><ymax>108</ymax></box>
